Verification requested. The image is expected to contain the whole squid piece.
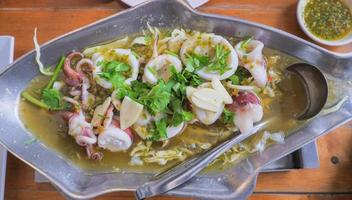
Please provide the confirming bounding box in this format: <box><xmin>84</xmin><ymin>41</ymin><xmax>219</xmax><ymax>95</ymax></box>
<box><xmin>98</xmin><ymin>105</ymin><xmax>134</xmax><ymax>152</ymax></box>
<box><xmin>235</xmin><ymin>39</ymin><xmax>267</xmax><ymax>87</ymax></box>
<box><xmin>62</xmin><ymin>106</ymin><xmax>102</xmax><ymax>161</ymax></box>
<box><xmin>63</xmin><ymin>52</ymin><xmax>84</xmax><ymax>87</ymax></box>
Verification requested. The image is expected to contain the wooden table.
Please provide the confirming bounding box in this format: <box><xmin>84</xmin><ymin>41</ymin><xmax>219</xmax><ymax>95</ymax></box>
<box><xmin>1</xmin><ymin>0</ymin><xmax>352</xmax><ymax>199</ymax></box>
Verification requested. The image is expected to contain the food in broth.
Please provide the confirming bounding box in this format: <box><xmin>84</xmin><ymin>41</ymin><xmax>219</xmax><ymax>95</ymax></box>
<box><xmin>20</xmin><ymin>27</ymin><xmax>306</xmax><ymax>171</ymax></box>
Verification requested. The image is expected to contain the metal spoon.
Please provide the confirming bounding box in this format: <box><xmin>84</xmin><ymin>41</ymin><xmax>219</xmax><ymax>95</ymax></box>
<box><xmin>286</xmin><ymin>63</ymin><xmax>328</xmax><ymax>120</ymax></box>
<box><xmin>135</xmin><ymin>63</ymin><xmax>328</xmax><ymax>200</ymax></box>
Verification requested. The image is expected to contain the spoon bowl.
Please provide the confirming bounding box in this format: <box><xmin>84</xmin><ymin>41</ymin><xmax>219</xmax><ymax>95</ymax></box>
<box><xmin>286</xmin><ymin>63</ymin><xmax>328</xmax><ymax>120</ymax></box>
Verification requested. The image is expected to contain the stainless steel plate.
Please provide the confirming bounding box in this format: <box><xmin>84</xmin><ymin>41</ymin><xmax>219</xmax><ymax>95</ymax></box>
<box><xmin>0</xmin><ymin>1</ymin><xmax>351</xmax><ymax>199</ymax></box>
<box><xmin>0</xmin><ymin>35</ymin><xmax>14</xmax><ymax>200</ymax></box>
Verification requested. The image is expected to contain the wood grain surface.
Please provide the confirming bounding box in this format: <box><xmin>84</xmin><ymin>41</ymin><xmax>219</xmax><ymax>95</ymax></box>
<box><xmin>1</xmin><ymin>0</ymin><xmax>351</xmax><ymax>199</ymax></box>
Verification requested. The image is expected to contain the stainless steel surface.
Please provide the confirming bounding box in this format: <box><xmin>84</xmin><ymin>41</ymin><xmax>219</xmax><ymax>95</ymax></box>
<box><xmin>136</xmin><ymin>122</ymin><xmax>269</xmax><ymax>199</ymax></box>
<box><xmin>0</xmin><ymin>0</ymin><xmax>351</xmax><ymax>199</ymax></box>
<box><xmin>261</xmin><ymin>141</ymin><xmax>319</xmax><ymax>172</ymax></box>
<box><xmin>286</xmin><ymin>63</ymin><xmax>328</xmax><ymax>120</ymax></box>
<box><xmin>0</xmin><ymin>35</ymin><xmax>14</xmax><ymax>200</ymax></box>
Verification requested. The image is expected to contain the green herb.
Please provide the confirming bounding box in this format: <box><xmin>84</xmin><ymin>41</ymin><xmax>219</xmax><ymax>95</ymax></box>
<box><xmin>139</xmin><ymin>81</ymin><xmax>171</xmax><ymax>115</ymax></box>
<box><xmin>41</xmin><ymin>88</ymin><xmax>62</xmax><ymax>109</ymax></box>
<box><xmin>170</xmin><ymin>110</ymin><xmax>193</xmax><ymax>126</ymax></box>
<box><xmin>24</xmin><ymin>137</ymin><xmax>38</xmax><ymax>146</ymax></box>
<box><xmin>185</xmin><ymin>53</ymin><xmax>210</xmax><ymax>72</ymax></box>
<box><xmin>164</xmin><ymin>50</ymin><xmax>178</xmax><ymax>57</ymax></box>
<box><xmin>144</xmin><ymin>34</ymin><xmax>153</xmax><ymax>45</ymax></box>
<box><xmin>98</xmin><ymin>60</ymin><xmax>131</xmax><ymax>89</ymax></box>
<box><xmin>240</xmin><ymin>37</ymin><xmax>252</xmax><ymax>49</ymax></box>
<box><xmin>147</xmin><ymin>66</ymin><xmax>157</xmax><ymax>76</ymax></box>
<box><xmin>222</xmin><ymin>108</ymin><xmax>235</xmax><ymax>124</ymax></box>
<box><xmin>206</xmin><ymin>44</ymin><xmax>231</xmax><ymax>75</ymax></box>
<box><xmin>45</xmin><ymin>56</ymin><xmax>65</xmax><ymax>89</ymax></box>
<box><xmin>21</xmin><ymin>92</ymin><xmax>51</xmax><ymax>110</ymax></box>
<box><xmin>235</xmin><ymin>66</ymin><xmax>251</xmax><ymax>85</ymax></box>
<box><xmin>131</xmin><ymin>81</ymin><xmax>151</xmax><ymax>96</ymax></box>
<box><xmin>97</xmin><ymin>114</ymin><xmax>105</xmax><ymax>119</ymax></box>
<box><xmin>131</xmin><ymin>50</ymin><xmax>139</xmax><ymax>58</ymax></box>
<box><xmin>170</xmin><ymin>67</ymin><xmax>202</xmax><ymax>88</ymax></box>
<box><xmin>229</xmin><ymin>75</ymin><xmax>240</xmax><ymax>85</ymax></box>
<box><xmin>148</xmin><ymin>119</ymin><xmax>168</xmax><ymax>141</ymax></box>
<box><xmin>115</xmin><ymin>80</ymin><xmax>151</xmax><ymax>102</ymax></box>
<box><xmin>185</xmin><ymin>44</ymin><xmax>231</xmax><ymax>75</ymax></box>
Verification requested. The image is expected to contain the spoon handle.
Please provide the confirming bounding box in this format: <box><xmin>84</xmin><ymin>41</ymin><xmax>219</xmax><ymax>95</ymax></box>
<box><xmin>135</xmin><ymin>121</ymin><xmax>268</xmax><ymax>200</ymax></box>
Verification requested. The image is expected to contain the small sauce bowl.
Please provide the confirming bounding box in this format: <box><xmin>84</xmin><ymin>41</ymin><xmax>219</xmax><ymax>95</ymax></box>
<box><xmin>297</xmin><ymin>0</ymin><xmax>352</xmax><ymax>46</ymax></box>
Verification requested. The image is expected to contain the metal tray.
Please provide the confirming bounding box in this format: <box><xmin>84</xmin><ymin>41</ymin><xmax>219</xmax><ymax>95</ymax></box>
<box><xmin>0</xmin><ymin>35</ymin><xmax>14</xmax><ymax>200</ymax></box>
<box><xmin>0</xmin><ymin>0</ymin><xmax>351</xmax><ymax>199</ymax></box>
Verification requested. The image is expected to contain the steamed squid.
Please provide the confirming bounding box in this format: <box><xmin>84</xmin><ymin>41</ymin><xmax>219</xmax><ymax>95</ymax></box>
<box><xmin>235</xmin><ymin>39</ymin><xmax>267</xmax><ymax>87</ymax></box>
<box><xmin>98</xmin><ymin>105</ymin><xmax>134</xmax><ymax>151</ymax></box>
<box><xmin>143</xmin><ymin>54</ymin><xmax>183</xmax><ymax>84</ymax></box>
<box><xmin>180</xmin><ymin>33</ymin><xmax>238</xmax><ymax>80</ymax></box>
<box><xmin>61</xmin><ymin>98</ymin><xmax>102</xmax><ymax>160</ymax></box>
<box><xmin>91</xmin><ymin>48</ymin><xmax>139</xmax><ymax>89</ymax></box>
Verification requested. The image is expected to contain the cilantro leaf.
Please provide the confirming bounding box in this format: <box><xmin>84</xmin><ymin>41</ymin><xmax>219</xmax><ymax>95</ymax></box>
<box><xmin>98</xmin><ymin>60</ymin><xmax>131</xmax><ymax>89</ymax></box>
<box><xmin>41</xmin><ymin>88</ymin><xmax>62</xmax><ymax>109</ymax></box>
<box><xmin>115</xmin><ymin>80</ymin><xmax>151</xmax><ymax>102</ymax></box>
<box><xmin>183</xmin><ymin>71</ymin><xmax>202</xmax><ymax>87</ymax></box>
<box><xmin>222</xmin><ymin>108</ymin><xmax>235</xmax><ymax>124</ymax></box>
<box><xmin>170</xmin><ymin>110</ymin><xmax>193</xmax><ymax>126</ymax></box>
<box><xmin>232</xmin><ymin>66</ymin><xmax>251</xmax><ymax>84</ymax></box>
<box><xmin>147</xmin><ymin>66</ymin><xmax>157</xmax><ymax>76</ymax></box>
<box><xmin>206</xmin><ymin>44</ymin><xmax>231</xmax><ymax>75</ymax></box>
<box><xmin>185</xmin><ymin>53</ymin><xmax>210</xmax><ymax>72</ymax></box>
<box><xmin>164</xmin><ymin>50</ymin><xmax>178</xmax><ymax>57</ymax></box>
<box><xmin>240</xmin><ymin>37</ymin><xmax>253</xmax><ymax>50</ymax></box>
<box><xmin>139</xmin><ymin>81</ymin><xmax>171</xmax><ymax>115</ymax></box>
<box><xmin>229</xmin><ymin>75</ymin><xmax>240</xmax><ymax>85</ymax></box>
<box><xmin>148</xmin><ymin>119</ymin><xmax>168</xmax><ymax>141</ymax></box>
<box><xmin>185</xmin><ymin>44</ymin><xmax>231</xmax><ymax>75</ymax></box>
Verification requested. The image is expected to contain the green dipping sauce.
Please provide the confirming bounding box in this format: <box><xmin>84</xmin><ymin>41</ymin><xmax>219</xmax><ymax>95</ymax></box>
<box><xmin>304</xmin><ymin>0</ymin><xmax>352</xmax><ymax>40</ymax></box>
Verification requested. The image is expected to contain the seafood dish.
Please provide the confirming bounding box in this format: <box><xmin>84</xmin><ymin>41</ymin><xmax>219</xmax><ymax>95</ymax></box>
<box><xmin>19</xmin><ymin>27</ymin><xmax>306</xmax><ymax>171</ymax></box>
<box><xmin>1</xmin><ymin>1</ymin><xmax>351</xmax><ymax>199</ymax></box>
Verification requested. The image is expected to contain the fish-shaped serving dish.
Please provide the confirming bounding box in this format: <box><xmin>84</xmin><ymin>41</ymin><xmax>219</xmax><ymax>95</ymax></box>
<box><xmin>0</xmin><ymin>0</ymin><xmax>351</xmax><ymax>199</ymax></box>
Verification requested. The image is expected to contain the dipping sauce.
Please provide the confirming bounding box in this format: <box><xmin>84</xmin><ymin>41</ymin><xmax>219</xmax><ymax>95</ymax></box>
<box><xmin>304</xmin><ymin>0</ymin><xmax>352</xmax><ymax>40</ymax></box>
